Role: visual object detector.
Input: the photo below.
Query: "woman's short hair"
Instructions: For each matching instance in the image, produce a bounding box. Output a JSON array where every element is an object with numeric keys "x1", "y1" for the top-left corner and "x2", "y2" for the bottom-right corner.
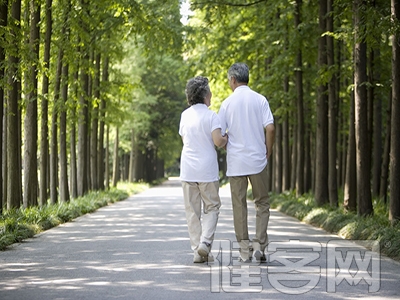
[
  {"x1": 228, "y1": 63, "x2": 249, "y2": 84},
  {"x1": 185, "y1": 76, "x2": 210, "y2": 106}
]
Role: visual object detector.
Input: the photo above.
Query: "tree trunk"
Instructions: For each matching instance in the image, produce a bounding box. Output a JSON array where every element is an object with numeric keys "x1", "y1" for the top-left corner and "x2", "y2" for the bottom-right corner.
[
  {"x1": 77, "y1": 60, "x2": 89, "y2": 196},
  {"x1": 91, "y1": 53, "x2": 100, "y2": 190},
  {"x1": 23, "y1": 0, "x2": 40, "y2": 208},
  {"x1": 295, "y1": 0, "x2": 305, "y2": 196},
  {"x1": 304, "y1": 121, "x2": 312, "y2": 192},
  {"x1": 0, "y1": 0, "x2": 7, "y2": 212},
  {"x1": 70, "y1": 115, "x2": 78, "y2": 199},
  {"x1": 282, "y1": 112, "x2": 290, "y2": 191},
  {"x1": 50, "y1": 41, "x2": 64, "y2": 204},
  {"x1": 290, "y1": 124, "x2": 297, "y2": 190},
  {"x1": 380, "y1": 100, "x2": 391, "y2": 202},
  {"x1": 344, "y1": 91, "x2": 357, "y2": 211},
  {"x1": 59, "y1": 63, "x2": 70, "y2": 202},
  {"x1": 134, "y1": 147, "x2": 145, "y2": 182},
  {"x1": 7, "y1": 0, "x2": 23, "y2": 210},
  {"x1": 105, "y1": 125, "x2": 110, "y2": 189},
  {"x1": 129, "y1": 129, "x2": 135, "y2": 182},
  {"x1": 315, "y1": 0, "x2": 329, "y2": 206},
  {"x1": 112, "y1": 127, "x2": 119, "y2": 187},
  {"x1": 98, "y1": 56, "x2": 109, "y2": 190},
  {"x1": 354, "y1": 0, "x2": 373, "y2": 216},
  {"x1": 77, "y1": 0, "x2": 90, "y2": 196},
  {"x1": 389, "y1": 0, "x2": 400, "y2": 224},
  {"x1": 274, "y1": 120, "x2": 282, "y2": 193},
  {"x1": 327, "y1": 0, "x2": 338, "y2": 207},
  {"x1": 40, "y1": 0, "x2": 52, "y2": 206},
  {"x1": 372, "y1": 49, "x2": 382, "y2": 197}
]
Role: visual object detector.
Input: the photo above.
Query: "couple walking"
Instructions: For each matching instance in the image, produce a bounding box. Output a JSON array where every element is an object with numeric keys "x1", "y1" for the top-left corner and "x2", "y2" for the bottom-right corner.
[{"x1": 179, "y1": 63, "x2": 276, "y2": 263}]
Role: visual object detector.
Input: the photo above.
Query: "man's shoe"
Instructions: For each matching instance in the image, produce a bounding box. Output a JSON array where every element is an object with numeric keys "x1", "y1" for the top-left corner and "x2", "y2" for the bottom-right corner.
[
  {"x1": 252, "y1": 250, "x2": 267, "y2": 263},
  {"x1": 197, "y1": 242, "x2": 211, "y2": 257}
]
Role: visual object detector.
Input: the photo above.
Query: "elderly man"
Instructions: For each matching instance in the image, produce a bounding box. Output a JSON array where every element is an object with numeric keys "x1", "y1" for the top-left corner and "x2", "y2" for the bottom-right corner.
[{"x1": 218, "y1": 63, "x2": 275, "y2": 263}]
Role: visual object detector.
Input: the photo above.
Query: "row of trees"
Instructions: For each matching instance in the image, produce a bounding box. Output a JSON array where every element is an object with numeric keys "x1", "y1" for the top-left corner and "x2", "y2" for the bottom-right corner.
[
  {"x1": 2, "y1": 0, "x2": 399, "y2": 225},
  {"x1": 0, "y1": 0, "x2": 186, "y2": 213},
  {"x1": 186, "y1": 0, "x2": 399, "y2": 222}
]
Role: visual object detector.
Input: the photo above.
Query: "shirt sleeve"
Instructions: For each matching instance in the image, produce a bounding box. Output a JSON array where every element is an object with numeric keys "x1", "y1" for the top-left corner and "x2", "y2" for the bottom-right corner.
[
  {"x1": 218, "y1": 104, "x2": 227, "y2": 135},
  {"x1": 178, "y1": 114, "x2": 184, "y2": 137},
  {"x1": 210, "y1": 111, "x2": 222, "y2": 133},
  {"x1": 262, "y1": 98, "x2": 274, "y2": 127}
]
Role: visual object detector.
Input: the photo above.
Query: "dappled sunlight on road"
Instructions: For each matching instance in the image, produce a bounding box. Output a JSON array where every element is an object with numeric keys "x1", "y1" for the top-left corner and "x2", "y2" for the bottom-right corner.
[{"x1": 1, "y1": 179, "x2": 400, "y2": 299}]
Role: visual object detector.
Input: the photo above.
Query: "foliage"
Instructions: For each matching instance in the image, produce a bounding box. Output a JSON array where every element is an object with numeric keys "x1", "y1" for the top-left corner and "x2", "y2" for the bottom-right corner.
[
  {"x1": 265, "y1": 191, "x2": 400, "y2": 261},
  {"x1": 0, "y1": 182, "x2": 148, "y2": 251}
]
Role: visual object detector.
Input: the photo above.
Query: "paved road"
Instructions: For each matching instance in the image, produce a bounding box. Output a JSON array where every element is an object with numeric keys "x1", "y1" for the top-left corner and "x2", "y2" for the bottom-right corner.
[{"x1": 1, "y1": 178, "x2": 399, "y2": 300}]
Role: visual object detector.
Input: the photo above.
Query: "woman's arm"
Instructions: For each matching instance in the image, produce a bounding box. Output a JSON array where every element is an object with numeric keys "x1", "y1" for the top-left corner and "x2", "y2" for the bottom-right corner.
[{"x1": 212, "y1": 128, "x2": 228, "y2": 148}]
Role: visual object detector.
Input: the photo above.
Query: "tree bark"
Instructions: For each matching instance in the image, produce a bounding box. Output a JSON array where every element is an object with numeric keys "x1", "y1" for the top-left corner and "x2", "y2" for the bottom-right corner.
[
  {"x1": 7, "y1": 0, "x2": 23, "y2": 210},
  {"x1": 371, "y1": 49, "x2": 382, "y2": 197},
  {"x1": 105, "y1": 125, "x2": 110, "y2": 189},
  {"x1": 23, "y1": 0, "x2": 40, "y2": 208},
  {"x1": 354, "y1": 0, "x2": 373, "y2": 216},
  {"x1": 129, "y1": 129, "x2": 135, "y2": 182},
  {"x1": 77, "y1": 59, "x2": 90, "y2": 196},
  {"x1": 59, "y1": 63, "x2": 70, "y2": 202},
  {"x1": 0, "y1": 0, "x2": 8, "y2": 212},
  {"x1": 50, "y1": 40, "x2": 65, "y2": 204},
  {"x1": 274, "y1": 120, "x2": 282, "y2": 193},
  {"x1": 290, "y1": 123, "x2": 297, "y2": 191},
  {"x1": 295, "y1": 0, "x2": 305, "y2": 196},
  {"x1": 327, "y1": 0, "x2": 338, "y2": 207},
  {"x1": 70, "y1": 108, "x2": 78, "y2": 199},
  {"x1": 112, "y1": 127, "x2": 119, "y2": 187},
  {"x1": 315, "y1": 0, "x2": 329, "y2": 206},
  {"x1": 98, "y1": 56, "x2": 109, "y2": 190},
  {"x1": 380, "y1": 101, "x2": 391, "y2": 202},
  {"x1": 344, "y1": 91, "x2": 357, "y2": 211},
  {"x1": 40, "y1": 0, "x2": 52, "y2": 206},
  {"x1": 389, "y1": 0, "x2": 400, "y2": 224},
  {"x1": 91, "y1": 53, "x2": 100, "y2": 190}
]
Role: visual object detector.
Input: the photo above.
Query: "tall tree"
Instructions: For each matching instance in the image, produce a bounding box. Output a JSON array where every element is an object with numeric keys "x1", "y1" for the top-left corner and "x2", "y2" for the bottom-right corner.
[
  {"x1": 39, "y1": 0, "x2": 52, "y2": 206},
  {"x1": 7, "y1": 0, "x2": 23, "y2": 209},
  {"x1": 295, "y1": 0, "x2": 305, "y2": 196},
  {"x1": 59, "y1": 62, "x2": 70, "y2": 202},
  {"x1": 390, "y1": 0, "x2": 400, "y2": 223},
  {"x1": 112, "y1": 127, "x2": 119, "y2": 187},
  {"x1": 90, "y1": 53, "x2": 100, "y2": 190},
  {"x1": 23, "y1": 0, "x2": 41, "y2": 208},
  {"x1": 98, "y1": 55, "x2": 109, "y2": 190},
  {"x1": 57, "y1": 0, "x2": 71, "y2": 202},
  {"x1": 327, "y1": 0, "x2": 338, "y2": 207},
  {"x1": 77, "y1": 0, "x2": 90, "y2": 196},
  {"x1": 315, "y1": 0, "x2": 329, "y2": 206},
  {"x1": 354, "y1": 0, "x2": 373, "y2": 216},
  {"x1": 344, "y1": 91, "x2": 357, "y2": 211},
  {"x1": 0, "y1": 0, "x2": 8, "y2": 212}
]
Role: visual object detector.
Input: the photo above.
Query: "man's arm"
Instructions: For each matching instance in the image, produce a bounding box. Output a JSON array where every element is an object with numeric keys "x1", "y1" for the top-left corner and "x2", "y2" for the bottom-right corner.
[{"x1": 265, "y1": 124, "x2": 275, "y2": 160}]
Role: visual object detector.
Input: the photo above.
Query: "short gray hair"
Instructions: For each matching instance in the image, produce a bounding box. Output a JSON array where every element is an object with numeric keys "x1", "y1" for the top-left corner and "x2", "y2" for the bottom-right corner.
[
  {"x1": 228, "y1": 63, "x2": 249, "y2": 84},
  {"x1": 185, "y1": 76, "x2": 210, "y2": 106}
]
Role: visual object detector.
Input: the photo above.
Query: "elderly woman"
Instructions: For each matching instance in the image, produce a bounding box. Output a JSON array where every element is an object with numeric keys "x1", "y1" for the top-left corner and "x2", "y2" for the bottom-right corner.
[{"x1": 179, "y1": 76, "x2": 227, "y2": 263}]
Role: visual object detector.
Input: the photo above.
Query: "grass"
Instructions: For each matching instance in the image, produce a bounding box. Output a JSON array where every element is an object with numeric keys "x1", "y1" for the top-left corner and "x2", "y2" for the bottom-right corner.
[
  {"x1": 260, "y1": 190, "x2": 400, "y2": 261},
  {"x1": 0, "y1": 181, "x2": 149, "y2": 251}
]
